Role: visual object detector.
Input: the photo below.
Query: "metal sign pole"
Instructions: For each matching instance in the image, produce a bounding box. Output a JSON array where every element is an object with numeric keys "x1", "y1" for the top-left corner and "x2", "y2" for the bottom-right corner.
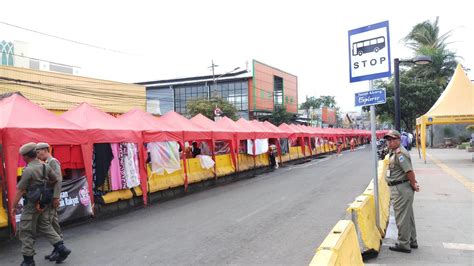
[{"x1": 369, "y1": 80, "x2": 381, "y2": 230}]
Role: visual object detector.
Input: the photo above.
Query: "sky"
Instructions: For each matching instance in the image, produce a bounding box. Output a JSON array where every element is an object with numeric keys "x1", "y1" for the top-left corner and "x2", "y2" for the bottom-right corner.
[{"x1": 1, "y1": 0, "x2": 473, "y2": 112}]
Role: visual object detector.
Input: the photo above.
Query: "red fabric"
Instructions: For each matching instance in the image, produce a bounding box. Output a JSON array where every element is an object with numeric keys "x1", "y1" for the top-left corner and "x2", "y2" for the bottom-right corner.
[
  {"x1": 0, "y1": 95, "x2": 88, "y2": 232},
  {"x1": 52, "y1": 145, "x2": 85, "y2": 169},
  {"x1": 17, "y1": 155, "x2": 26, "y2": 167},
  {"x1": 236, "y1": 118, "x2": 274, "y2": 139},
  {"x1": 61, "y1": 103, "x2": 148, "y2": 205}
]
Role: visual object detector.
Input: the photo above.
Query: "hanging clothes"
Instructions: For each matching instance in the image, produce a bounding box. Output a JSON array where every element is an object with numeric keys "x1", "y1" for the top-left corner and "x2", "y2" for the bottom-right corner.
[
  {"x1": 52, "y1": 145, "x2": 85, "y2": 169},
  {"x1": 123, "y1": 143, "x2": 140, "y2": 188},
  {"x1": 119, "y1": 144, "x2": 127, "y2": 189},
  {"x1": 93, "y1": 143, "x2": 114, "y2": 187},
  {"x1": 148, "y1": 142, "x2": 181, "y2": 174},
  {"x1": 196, "y1": 155, "x2": 215, "y2": 169},
  {"x1": 109, "y1": 143, "x2": 122, "y2": 191}
]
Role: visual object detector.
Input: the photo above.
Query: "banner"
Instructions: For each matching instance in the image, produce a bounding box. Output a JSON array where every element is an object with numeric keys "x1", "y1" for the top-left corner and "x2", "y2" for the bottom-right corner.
[{"x1": 57, "y1": 176, "x2": 92, "y2": 223}]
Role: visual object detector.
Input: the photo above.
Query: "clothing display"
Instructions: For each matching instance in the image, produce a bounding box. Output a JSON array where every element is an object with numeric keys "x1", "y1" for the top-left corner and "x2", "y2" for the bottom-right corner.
[
  {"x1": 52, "y1": 145, "x2": 85, "y2": 169},
  {"x1": 93, "y1": 143, "x2": 113, "y2": 187},
  {"x1": 214, "y1": 141, "x2": 230, "y2": 155},
  {"x1": 279, "y1": 138, "x2": 289, "y2": 154},
  {"x1": 122, "y1": 143, "x2": 140, "y2": 188},
  {"x1": 197, "y1": 155, "x2": 215, "y2": 169},
  {"x1": 148, "y1": 141, "x2": 181, "y2": 175},
  {"x1": 109, "y1": 143, "x2": 122, "y2": 191},
  {"x1": 247, "y1": 139, "x2": 269, "y2": 155}
]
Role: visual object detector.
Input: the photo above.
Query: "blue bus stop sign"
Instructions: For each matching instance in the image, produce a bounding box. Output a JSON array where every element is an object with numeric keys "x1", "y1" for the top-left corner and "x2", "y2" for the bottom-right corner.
[
  {"x1": 349, "y1": 21, "x2": 391, "y2": 83},
  {"x1": 355, "y1": 89, "x2": 386, "y2": 107}
]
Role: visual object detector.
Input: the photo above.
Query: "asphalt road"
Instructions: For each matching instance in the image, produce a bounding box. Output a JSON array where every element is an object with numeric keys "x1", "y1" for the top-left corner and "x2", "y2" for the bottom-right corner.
[{"x1": 0, "y1": 146, "x2": 373, "y2": 265}]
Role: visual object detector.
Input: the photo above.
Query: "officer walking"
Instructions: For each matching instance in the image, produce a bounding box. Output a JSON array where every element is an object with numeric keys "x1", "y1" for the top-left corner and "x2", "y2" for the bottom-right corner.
[
  {"x1": 36, "y1": 142, "x2": 64, "y2": 262},
  {"x1": 384, "y1": 130, "x2": 420, "y2": 253},
  {"x1": 10, "y1": 143, "x2": 71, "y2": 266}
]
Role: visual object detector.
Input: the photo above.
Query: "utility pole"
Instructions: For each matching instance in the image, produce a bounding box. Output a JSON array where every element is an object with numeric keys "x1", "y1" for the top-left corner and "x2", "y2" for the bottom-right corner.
[{"x1": 208, "y1": 60, "x2": 218, "y2": 98}]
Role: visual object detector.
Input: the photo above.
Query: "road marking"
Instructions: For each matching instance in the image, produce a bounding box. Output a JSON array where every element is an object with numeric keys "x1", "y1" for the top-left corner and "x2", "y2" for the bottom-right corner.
[
  {"x1": 443, "y1": 242, "x2": 474, "y2": 251},
  {"x1": 427, "y1": 153, "x2": 474, "y2": 192},
  {"x1": 236, "y1": 196, "x2": 286, "y2": 222}
]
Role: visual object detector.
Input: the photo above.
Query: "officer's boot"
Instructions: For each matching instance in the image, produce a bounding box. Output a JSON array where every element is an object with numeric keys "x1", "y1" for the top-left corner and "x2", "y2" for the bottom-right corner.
[
  {"x1": 45, "y1": 247, "x2": 58, "y2": 261},
  {"x1": 20, "y1": 255, "x2": 35, "y2": 266},
  {"x1": 54, "y1": 241, "x2": 71, "y2": 264}
]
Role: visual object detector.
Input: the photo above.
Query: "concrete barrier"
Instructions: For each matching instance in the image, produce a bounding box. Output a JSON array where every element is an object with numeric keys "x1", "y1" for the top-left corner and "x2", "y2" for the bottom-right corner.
[
  {"x1": 215, "y1": 154, "x2": 235, "y2": 177},
  {"x1": 309, "y1": 220, "x2": 364, "y2": 266},
  {"x1": 347, "y1": 195, "x2": 382, "y2": 255},
  {"x1": 186, "y1": 157, "x2": 214, "y2": 184},
  {"x1": 238, "y1": 154, "x2": 255, "y2": 171},
  {"x1": 255, "y1": 153, "x2": 269, "y2": 167},
  {"x1": 290, "y1": 146, "x2": 301, "y2": 159},
  {"x1": 0, "y1": 185, "x2": 7, "y2": 228},
  {"x1": 102, "y1": 189, "x2": 134, "y2": 204}
]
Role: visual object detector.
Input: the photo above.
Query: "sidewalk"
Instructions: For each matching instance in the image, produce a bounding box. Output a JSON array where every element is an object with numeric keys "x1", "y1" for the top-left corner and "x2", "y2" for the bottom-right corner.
[{"x1": 367, "y1": 148, "x2": 473, "y2": 265}]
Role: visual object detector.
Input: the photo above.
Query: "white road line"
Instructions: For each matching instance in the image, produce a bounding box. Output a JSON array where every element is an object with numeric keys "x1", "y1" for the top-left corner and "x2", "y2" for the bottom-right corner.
[
  {"x1": 443, "y1": 242, "x2": 474, "y2": 251},
  {"x1": 236, "y1": 196, "x2": 286, "y2": 223}
]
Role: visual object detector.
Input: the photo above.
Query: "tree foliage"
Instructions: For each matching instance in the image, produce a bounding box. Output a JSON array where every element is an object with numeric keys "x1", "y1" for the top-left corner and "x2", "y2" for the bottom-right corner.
[
  {"x1": 263, "y1": 107, "x2": 294, "y2": 126},
  {"x1": 187, "y1": 97, "x2": 239, "y2": 121},
  {"x1": 365, "y1": 17, "x2": 458, "y2": 132}
]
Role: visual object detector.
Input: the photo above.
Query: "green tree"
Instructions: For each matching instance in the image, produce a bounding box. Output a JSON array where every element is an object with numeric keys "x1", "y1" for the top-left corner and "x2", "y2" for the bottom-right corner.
[
  {"x1": 187, "y1": 97, "x2": 239, "y2": 120},
  {"x1": 264, "y1": 107, "x2": 294, "y2": 126},
  {"x1": 366, "y1": 17, "x2": 458, "y2": 132}
]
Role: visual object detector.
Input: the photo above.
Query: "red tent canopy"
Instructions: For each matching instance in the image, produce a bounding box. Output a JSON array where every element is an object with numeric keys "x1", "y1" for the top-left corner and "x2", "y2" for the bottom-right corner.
[
  {"x1": 236, "y1": 118, "x2": 274, "y2": 139},
  {"x1": 0, "y1": 95, "x2": 88, "y2": 231},
  {"x1": 215, "y1": 117, "x2": 254, "y2": 140},
  {"x1": 278, "y1": 123, "x2": 302, "y2": 138},
  {"x1": 190, "y1": 114, "x2": 234, "y2": 140},
  {"x1": 61, "y1": 103, "x2": 150, "y2": 205},
  {"x1": 118, "y1": 108, "x2": 161, "y2": 131},
  {"x1": 263, "y1": 121, "x2": 289, "y2": 138},
  {"x1": 144, "y1": 111, "x2": 211, "y2": 142},
  {"x1": 61, "y1": 103, "x2": 142, "y2": 143}
]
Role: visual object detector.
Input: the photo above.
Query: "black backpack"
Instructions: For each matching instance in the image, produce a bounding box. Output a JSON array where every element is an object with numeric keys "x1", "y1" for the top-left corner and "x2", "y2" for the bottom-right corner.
[{"x1": 26, "y1": 165, "x2": 54, "y2": 208}]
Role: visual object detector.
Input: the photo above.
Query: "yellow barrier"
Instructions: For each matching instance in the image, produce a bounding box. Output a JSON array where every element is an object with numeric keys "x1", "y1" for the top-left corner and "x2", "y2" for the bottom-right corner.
[
  {"x1": 304, "y1": 145, "x2": 311, "y2": 157},
  {"x1": 347, "y1": 195, "x2": 382, "y2": 254},
  {"x1": 102, "y1": 189, "x2": 133, "y2": 204},
  {"x1": 238, "y1": 154, "x2": 255, "y2": 171},
  {"x1": 0, "y1": 184, "x2": 7, "y2": 228},
  {"x1": 186, "y1": 157, "x2": 214, "y2": 184},
  {"x1": 148, "y1": 161, "x2": 185, "y2": 193},
  {"x1": 280, "y1": 153, "x2": 291, "y2": 162},
  {"x1": 255, "y1": 153, "x2": 269, "y2": 167},
  {"x1": 290, "y1": 146, "x2": 300, "y2": 159},
  {"x1": 215, "y1": 154, "x2": 235, "y2": 177},
  {"x1": 309, "y1": 220, "x2": 364, "y2": 266}
]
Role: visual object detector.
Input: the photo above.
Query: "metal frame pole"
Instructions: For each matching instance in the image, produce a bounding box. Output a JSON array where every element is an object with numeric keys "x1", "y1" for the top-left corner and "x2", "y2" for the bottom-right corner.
[
  {"x1": 370, "y1": 80, "x2": 381, "y2": 230},
  {"x1": 394, "y1": 58, "x2": 401, "y2": 131}
]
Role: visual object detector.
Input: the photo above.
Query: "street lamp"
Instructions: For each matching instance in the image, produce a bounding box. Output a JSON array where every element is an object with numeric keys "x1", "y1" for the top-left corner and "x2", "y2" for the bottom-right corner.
[
  {"x1": 212, "y1": 67, "x2": 240, "y2": 97},
  {"x1": 393, "y1": 55, "x2": 433, "y2": 131}
]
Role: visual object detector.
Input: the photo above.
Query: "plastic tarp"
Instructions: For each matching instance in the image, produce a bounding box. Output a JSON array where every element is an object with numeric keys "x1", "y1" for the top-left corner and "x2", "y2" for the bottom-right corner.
[
  {"x1": 197, "y1": 155, "x2": 215, "y2": 169},
  {"x1": 61, "y1": 103, "x2": 148, "y2": 205},
  {"x1": 416, "y1": 64, "x2": 474, "y2": 162},
  {"x1": 247, "y1": 139, "x2": 269, "y2": 155},
  {"x1": 0, "y1": 95, "x2": 87, "y2": 231},
  {"x1": 147, "y1": 142, "x2": 181, "y2": 174}
]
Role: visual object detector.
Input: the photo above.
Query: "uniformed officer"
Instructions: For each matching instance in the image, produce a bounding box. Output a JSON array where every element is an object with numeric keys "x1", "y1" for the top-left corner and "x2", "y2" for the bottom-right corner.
[
  {"x1": 10, "y1": 143, "x2": 71, "y2": 266},
  {"x1": 36, "y1": 142, "x2": 63, "y2": 262},
  {"x1": 384, "y1": 130, "x2": 420, "y2": 253}
]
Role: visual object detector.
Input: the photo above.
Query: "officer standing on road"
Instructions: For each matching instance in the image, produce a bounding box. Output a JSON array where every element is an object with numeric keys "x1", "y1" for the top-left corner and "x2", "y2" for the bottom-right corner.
[
  {"x1": 10, "y1": 143, "x2": 71, "y2": 265},
  {"x1": 384, "y1": 130, "x2": 420, "y2": 253},
  {"x1": 36, "y1": 142, "x2": 64, "y2": 262}
]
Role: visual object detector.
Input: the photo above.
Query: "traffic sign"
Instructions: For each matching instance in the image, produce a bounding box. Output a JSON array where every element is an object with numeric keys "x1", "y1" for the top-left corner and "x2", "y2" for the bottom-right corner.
[
  {"x1": 348, "y1": 21, "x2": 391, "y2": 83},
  {"x1": 355, "y1": 89, "x2": 386, "y2": 107}
]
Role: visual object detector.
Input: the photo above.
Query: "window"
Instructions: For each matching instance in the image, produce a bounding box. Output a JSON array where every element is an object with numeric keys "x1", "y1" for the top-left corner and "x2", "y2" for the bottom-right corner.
[{"x1": 274, "y1": 76, "x2": 283, "y2": 110}]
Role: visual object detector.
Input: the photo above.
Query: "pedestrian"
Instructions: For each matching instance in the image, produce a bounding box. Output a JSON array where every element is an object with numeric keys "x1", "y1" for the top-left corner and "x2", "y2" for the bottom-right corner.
[
  {"x1": 336, "y1": 139, "x2": 343, "y2": 156},
  {"x1": 268, "y1": 144, "x2": 278, "y2": 169},
  {"x1": 407, "y1": 132, "x2": 414, "y2": 151},
  {"x1": 36, "y1": 142, "x2": 64, "y2": 262},
  {"x1": 384, "y1": 130, "x2": 420, "y2": 253},
  {"x1": 401, "y1": 132, "x2": 410, "y2": 150},
  {"x1": 350, "y1": 137, "x2": 356, "y2": 152},
  {"x1": 11, "y1": 143, "x2": 71, "y2": 266}
]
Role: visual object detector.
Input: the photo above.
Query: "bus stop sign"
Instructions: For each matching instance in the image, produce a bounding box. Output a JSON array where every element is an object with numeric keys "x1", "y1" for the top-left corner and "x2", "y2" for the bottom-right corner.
[{"x1": 348, "y1": 21, "x2": 391, "y2": 83}]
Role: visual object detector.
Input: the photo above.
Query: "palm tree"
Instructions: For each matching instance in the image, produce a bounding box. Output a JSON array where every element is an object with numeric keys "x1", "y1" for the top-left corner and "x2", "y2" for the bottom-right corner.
[{"x1": 403, "y1": 17, "x2": 457, "y2": 87}]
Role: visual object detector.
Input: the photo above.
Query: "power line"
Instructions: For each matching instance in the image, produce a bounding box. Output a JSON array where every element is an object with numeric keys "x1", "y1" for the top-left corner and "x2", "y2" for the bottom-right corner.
[{"x1": 0, "y1": 21, "x2": 138, "y2": 56}]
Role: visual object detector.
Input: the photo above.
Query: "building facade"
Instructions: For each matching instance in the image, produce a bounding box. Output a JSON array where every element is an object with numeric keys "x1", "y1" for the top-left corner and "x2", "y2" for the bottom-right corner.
[{"x1": 138, "y1": 59, "x2": 298, "y2": 119}]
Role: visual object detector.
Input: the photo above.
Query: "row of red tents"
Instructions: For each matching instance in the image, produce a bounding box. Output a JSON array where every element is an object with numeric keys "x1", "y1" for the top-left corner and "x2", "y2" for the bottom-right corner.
[{"x1": 0, "y1": 95, "x2": 388, "y2": 230}]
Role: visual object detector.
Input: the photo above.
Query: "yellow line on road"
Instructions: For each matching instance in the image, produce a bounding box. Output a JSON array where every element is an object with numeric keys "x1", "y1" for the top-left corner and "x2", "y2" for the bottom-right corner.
[{"x1": 427, "y1": 153, "x2": 474, "y2": 193}]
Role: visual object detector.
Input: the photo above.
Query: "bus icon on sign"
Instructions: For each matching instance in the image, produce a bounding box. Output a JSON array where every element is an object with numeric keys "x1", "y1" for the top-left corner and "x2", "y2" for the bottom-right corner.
[{"x1": 352, "y1": 36, "x2": 385, "y2": 56}]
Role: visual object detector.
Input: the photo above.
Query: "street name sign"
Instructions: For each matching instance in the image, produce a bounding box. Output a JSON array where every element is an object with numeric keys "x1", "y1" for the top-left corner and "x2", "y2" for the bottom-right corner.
[
  {"x1": 355, "y1": 89, "x2": 386, "y2": 107},
  {"x1": 348, "y1": 21, "x2": 391, "y2": 82}
]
